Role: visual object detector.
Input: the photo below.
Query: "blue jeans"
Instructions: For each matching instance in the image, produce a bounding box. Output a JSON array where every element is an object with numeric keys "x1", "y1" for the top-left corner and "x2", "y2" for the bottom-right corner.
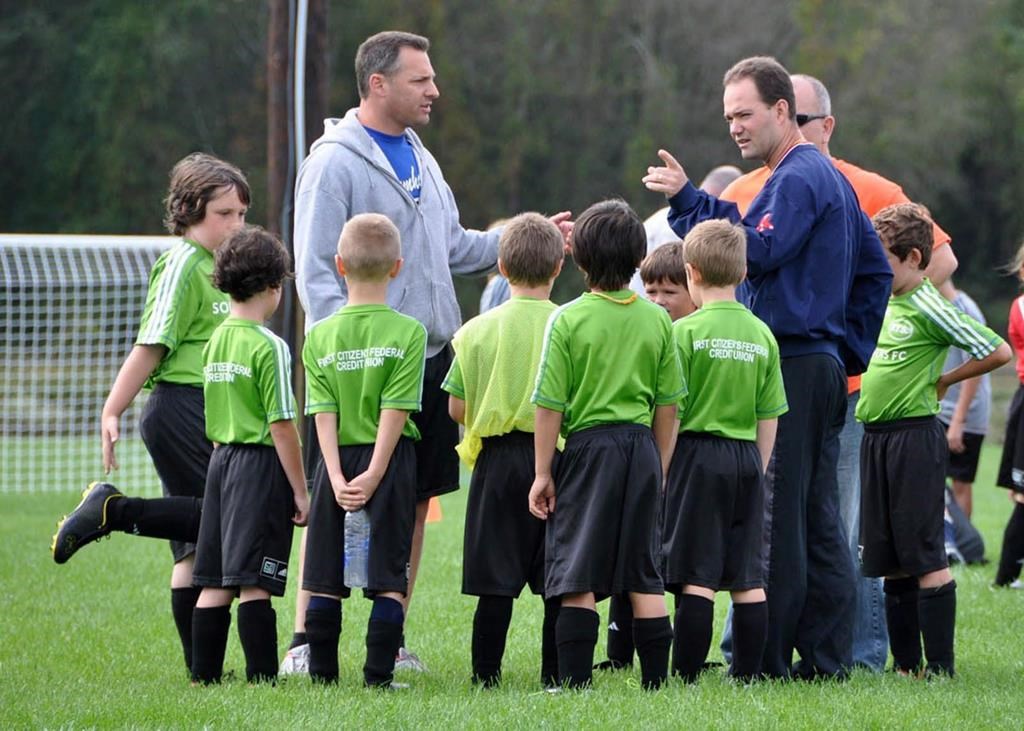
[
  {"x1": 837, "y1": 392, "x2": 888, "y2": 670},
  {"x1": 722, "y1": 392, "x2": 886, "y2": 671}
]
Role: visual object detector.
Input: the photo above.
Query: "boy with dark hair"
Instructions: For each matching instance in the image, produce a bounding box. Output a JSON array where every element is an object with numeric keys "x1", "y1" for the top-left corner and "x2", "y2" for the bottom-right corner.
[
  {"x1": 442, "y1": 212, "x2": 565, "y2": 688},
  {"x1": 190, "y1": 226, "x2": 310, "y2": 685},
  {"x1": 599, "y1": 240, "x2": 696, "y2": 672},
  {"x1": 529, "y1": 199, "x2": 685, "y2": 690},
  {"x1": 300, "y1": 213, "x2": 427, "y2": 688},
  {"x1": 858, "y1": 203, "x2": 1010, "y2": 677},
  {"x1": 662, "y1": 220, "x2": 787, "y2": 682},
  {"x1": 52, "y1": 153, "x2": 250, "y2": 670}
]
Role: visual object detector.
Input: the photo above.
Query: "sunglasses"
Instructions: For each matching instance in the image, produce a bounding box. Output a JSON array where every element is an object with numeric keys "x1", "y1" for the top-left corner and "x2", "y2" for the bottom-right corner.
[{"x1": 796, "y1": 113, "x2": 828, "y2": 126}]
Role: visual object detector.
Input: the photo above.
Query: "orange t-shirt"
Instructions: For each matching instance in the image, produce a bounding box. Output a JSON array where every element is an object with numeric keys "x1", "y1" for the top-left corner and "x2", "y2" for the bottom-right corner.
[{"x1": 719, "y1": 158, "x2": 953, "y2": 394}]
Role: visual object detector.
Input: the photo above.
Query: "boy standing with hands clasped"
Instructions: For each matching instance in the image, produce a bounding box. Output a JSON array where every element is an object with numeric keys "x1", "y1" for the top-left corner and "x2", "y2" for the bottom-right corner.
[
  {"x1": 529, "y1": 199, "x2": 685, "y2": 691},
  {"x1": 857, "y1": 203, "x2": 1010, "y2": 677},
  {"x1": 661, "y1": 220, "x2": 787, "y2": 682},
  {"x1": 190, "y1": 227, "x2": 310, "y2": 685},
  {"x1": 301, "y1": 213, "x2": 427, "y2": 688},
  {"x1": 442, "y1": 213, "x2": 565, "y2": 688}
]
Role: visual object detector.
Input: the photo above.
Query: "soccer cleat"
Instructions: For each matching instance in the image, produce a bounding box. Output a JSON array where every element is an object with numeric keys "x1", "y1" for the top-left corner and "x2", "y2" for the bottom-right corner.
[
  {"x1": 279, "y1": 643, "x2": 310, "y2": 675},
  {"x1": 51, "y1": 482, "x2": 123, "y2": 564},
  {"x1": 394, "y1": 647, "x2": 427, "y2": 673}
]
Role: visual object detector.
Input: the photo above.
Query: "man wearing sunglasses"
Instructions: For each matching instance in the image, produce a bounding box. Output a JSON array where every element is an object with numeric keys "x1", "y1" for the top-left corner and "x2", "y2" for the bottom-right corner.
[{"x1": 714, "y1": 73, "x2": 957, "y2": 675}]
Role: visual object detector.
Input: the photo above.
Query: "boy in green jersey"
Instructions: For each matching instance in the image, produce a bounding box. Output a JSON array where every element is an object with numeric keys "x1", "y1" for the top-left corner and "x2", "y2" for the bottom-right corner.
[
  {"x1": 301, "y1": 213, "x2": 428, "y2": 688},
  {"x1": 190, "y1": 227, "x2": 310, "y2": 684},
  {"x1": 441, "y1": 213, "x2": 565, "y2": 688},
  {"x1": 661, "y1": 220, "x2": 787, "y2": 682},
  {"x1": 529, "y1": 199, "x2": 685, "y2": 690},
  {"x1": 598, "y1": 240, "x2": 698, "y2": 672},
  {"x1": 51, "y1": 153, "x2": 250, "y2": 671},
  {"x1": 857, "y1": 203, "x2": 1010, "y2": 676}
]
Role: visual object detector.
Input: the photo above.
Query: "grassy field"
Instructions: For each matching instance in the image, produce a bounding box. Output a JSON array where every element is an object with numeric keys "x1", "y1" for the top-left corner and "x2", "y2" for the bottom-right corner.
[{"x1": 1, "y1": 446, "x2": 1022, "y2": 729}]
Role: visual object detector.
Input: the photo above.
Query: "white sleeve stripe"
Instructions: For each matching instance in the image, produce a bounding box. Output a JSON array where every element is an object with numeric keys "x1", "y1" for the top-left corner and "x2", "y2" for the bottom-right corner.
[
  {"x1": 140, "y1": 243, "x2": 194, "y2": 342},
  {"x1": 261, "y1": 327, "x2": 294, "y2": 416},
  {"x1": 532, "y1": 301, "x2": 572, "y2": 400},
  {"x1": 912, "y1": 287, "x2": 994, "y2": 357}
]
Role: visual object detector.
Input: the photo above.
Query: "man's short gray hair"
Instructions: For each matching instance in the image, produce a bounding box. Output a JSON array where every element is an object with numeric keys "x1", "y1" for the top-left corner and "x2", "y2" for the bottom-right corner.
[
  {"x1": 792, "y1": 73, "x2": 831, "y2": 115},
  {"x1": 355, "y1": 31, "x2": 430, "y2": 99}
]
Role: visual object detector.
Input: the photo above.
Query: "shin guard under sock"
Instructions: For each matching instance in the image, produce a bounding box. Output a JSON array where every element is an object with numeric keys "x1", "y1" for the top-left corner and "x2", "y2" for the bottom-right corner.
[
  {"x1": 191, "y1": 605, "x2": 231, "y2": 684},
  {"x1": 673, "y1": 594, "x2": 714, "y2": 682},
  {"x1": 605, "y1": 593, "x2": 635, "y2": 667},
  {"x1": 237, "y1": 599, "x2": 278, "y2": 683},
  {"x1": 364, "y1": 597, "x2": 405, "y2": 687},
  {"x1": 918, "y1": 580, "x2": 956, "y2": 677},
  {"x1": 171, "y1": 586, "x2": 202, "y2": 671},
  {"x1": 884, "y1": 577, "x2": 922, "y2": 673},
  {"x1": 995, "y1": 502, "x2": 1024, "y2": 586},
  {"x1": 471, "y1": 596, "x2": 514, "y2": 687},
  {"x1": 109, "y1": 497, "x2": 202, "y2": 542},
  {"x1": 541, "y1": 597, "x2": 560, "y2": 686},
  {"x1": 633, "y1": 616, "x2": 672, "y2": 690},
  {"x1": 305, "y1": 598, "x2": 342, "y2": 683},
  {"x1": 730, "y1": 601, "x2": 767, "y2": 681},
  {"x1": 556, "y1": 606, "x2": 599, "y2": 689}
]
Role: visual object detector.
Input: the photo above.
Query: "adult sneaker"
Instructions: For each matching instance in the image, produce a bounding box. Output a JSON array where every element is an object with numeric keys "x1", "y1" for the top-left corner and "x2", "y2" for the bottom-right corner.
[
  {"x1": 51, "y1": 482, "x2": 122, "y2": 564},
  {"x1": 394, "y1": 647, "x2": 427, "y2": 672},
  {"x1": 279, "y1": 643, "x2": 310, "y2": 675}
]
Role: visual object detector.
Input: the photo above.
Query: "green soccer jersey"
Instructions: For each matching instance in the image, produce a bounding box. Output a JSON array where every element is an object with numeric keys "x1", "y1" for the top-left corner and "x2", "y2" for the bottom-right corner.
[
  {"x1": 673, "y1": 301, "x2": 788, "y2": 440},
  {"x1": 137, "y1": 239, "x2": 229, "y2": 387},
  {"x1": 443, "y1": 296, "x2": 557, "y2": 466},
  {"x1": 202, "y1": 317, "x2": 297, "y2": 446},
  {"x1": 856, "y1": 278, "x2": 1004, "y2": 424},
  {"x1": 303, "y1": 304, "x2": 427, "y2": 446},
  {"x1": 532, "y1": 290, "x2": 686, "y2": 437}
]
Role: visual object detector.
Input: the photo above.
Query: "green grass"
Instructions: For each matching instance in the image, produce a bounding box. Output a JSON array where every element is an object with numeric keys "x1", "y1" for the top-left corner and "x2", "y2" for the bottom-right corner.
[{"x1": 2, "y1": 449, "x2": 1022, "y2": 729}]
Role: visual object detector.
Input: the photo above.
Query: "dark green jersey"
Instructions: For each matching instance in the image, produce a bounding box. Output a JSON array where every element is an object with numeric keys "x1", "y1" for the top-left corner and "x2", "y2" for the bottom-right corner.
[
  {"x1": 857, "y1": 278, "x2": 1004, "y2": 423},
  {"x1": 202, "y1": 317, "x2": 297, "y2": 445},
  {"x1": 673, "y1": 301, "x2": 787, "y2": 440},
  {"x1": 303, "y1": 304, "x2": 427, "y2": 446},
  {"x1": 532, "y1": 290, "x2": 686, "y2": 436},
  {"x1": 137, "y1": 239, "x2": 229, "y2": 387}
]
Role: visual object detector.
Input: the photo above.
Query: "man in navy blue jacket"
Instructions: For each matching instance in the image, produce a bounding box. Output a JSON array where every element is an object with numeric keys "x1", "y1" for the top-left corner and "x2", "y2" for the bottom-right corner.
[{"x1": 644, "y1": 56, "x2": 892, "y2": 680}]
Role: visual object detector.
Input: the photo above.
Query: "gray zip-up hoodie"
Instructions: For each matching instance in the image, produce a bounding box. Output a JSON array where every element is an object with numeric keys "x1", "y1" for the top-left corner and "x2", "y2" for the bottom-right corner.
[{"x1": 294, "y1": 109, "x2": 499, "y2": 356}]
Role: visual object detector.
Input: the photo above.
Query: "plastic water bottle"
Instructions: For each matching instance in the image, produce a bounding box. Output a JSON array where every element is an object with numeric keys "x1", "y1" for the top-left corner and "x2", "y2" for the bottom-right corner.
[{"x1": 344, "y1": 509, "x2": 370, "y2": 588}]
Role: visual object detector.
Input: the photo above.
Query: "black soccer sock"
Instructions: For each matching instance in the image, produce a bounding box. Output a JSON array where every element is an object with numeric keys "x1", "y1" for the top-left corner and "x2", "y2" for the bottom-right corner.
[
  {"x1": 108, "y1": 497, "x2": 202, "y2": 542},
  {"x1": 541, "y1": 597, "x2": 561, "y2": 686},
  {"x1": 995, "y1": 502, "x2": 1024, "y2": 585},
  {"x1": 171, "y1": 586, "x2": 202, "y2": 671},
  {"x1": 556, "y1": 606, "x2": 599, "y2": 689},
  {"x1": 305, "y1": 597, "x2": 342, "y2": 683},
  {"x1": 918, "y1": 580, "x2": 957, "y2": 677},
  {"x1": 364, "y1": 597, "x2": 405, "y2": 687},
  {"x1": 672, "y1": 594, "x2": 714, "y2": 682},
  {"x1": 883, "y1": 577, "x2": 922, "y2": 673},
  {"x1": 289, "y1": 632, "x2": 308, "y2": 649},
  {"x1": 633, "y1": 615, "x2": 673, "y2": 690},
  {"x1": 730, "y1": 601, "x2": 767, "y2": 681},
  {"x1": 191, "y1": 604, "x2": 231, "y2": 684},
  {"x1": 471, "y1": 596, "x2": 514, "y2": 687},
  {"x1": 600, "y1": 593, "x2": 635, "y2": 668},
  {"x1": 237, "y1": 599, "x2": 278, "y2": 683}
]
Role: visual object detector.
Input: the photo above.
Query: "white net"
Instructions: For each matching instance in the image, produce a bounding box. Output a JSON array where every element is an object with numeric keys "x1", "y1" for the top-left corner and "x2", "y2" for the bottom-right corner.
[{"x1": 1, "y1": 234, "x2": 177, "y2": 495}]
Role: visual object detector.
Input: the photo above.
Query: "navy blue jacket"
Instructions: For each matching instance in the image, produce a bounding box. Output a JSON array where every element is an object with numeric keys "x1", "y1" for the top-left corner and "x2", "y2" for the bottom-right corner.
[{"x1": 668, "y1": 144, "x2": 892, "y2": 375}]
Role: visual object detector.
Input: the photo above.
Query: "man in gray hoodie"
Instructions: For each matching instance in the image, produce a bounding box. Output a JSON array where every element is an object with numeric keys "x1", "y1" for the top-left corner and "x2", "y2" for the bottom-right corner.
[{"x1": 286, "y1": 30, "x2": 569, "y2": 674}]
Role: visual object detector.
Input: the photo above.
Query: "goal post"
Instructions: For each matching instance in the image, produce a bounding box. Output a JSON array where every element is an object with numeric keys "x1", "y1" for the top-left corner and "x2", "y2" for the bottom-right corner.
[{"x1": 1, "y1": 234, "x2": 177, "y2": 495}]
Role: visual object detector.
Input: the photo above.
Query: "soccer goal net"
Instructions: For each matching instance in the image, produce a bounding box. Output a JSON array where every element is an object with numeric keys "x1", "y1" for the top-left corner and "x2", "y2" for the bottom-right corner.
[{"x1": 1, "y1": 234, "x2": 177, "y2": 495}]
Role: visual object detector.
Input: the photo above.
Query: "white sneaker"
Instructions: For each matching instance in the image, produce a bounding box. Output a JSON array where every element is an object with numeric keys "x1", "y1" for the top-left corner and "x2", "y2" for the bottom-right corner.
[
  {"x1": 394, "y1": 647, "x2": 427, "y2": 672},
  {"x1": 1010, "y1": 579, "x2": 1024, "y2": 590},
  {"x1": 280, "y1": 643, "x2": 310, "y2": 675}
]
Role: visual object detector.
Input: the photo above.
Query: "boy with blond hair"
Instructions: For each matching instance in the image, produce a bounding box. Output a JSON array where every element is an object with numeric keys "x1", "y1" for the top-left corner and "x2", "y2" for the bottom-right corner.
[{"x1": 301, "y1": 213, "x2": 427, "y2": 688}]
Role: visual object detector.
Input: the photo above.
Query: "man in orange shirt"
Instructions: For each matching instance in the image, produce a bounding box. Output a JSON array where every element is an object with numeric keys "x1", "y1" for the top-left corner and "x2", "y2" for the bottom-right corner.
[{"x1": 718, "y1": 73, "x2": 957, "y2": 673}]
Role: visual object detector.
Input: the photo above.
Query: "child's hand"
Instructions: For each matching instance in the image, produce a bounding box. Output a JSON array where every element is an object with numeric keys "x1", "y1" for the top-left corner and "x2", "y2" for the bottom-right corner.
[
  {"x1": 946, "y1": 421, "x2": 966, "y2": 454},
  {"x1": 347, "y1": 471, "x2": 384, "y2": 506},
  {"x1": 935, "y1": 376, "x2": 951, "y2": 403},
  {"x1": 528, "y1": 475, "x2": 556, "y2": 519},
  {"x1": 329, "y1": 474, "x2": 349, "y2": 508},
  {"x1": 101, "y1": 415, "x2": 120, "y2": 473},
  {"x1": 292, "y1": 491, "x2": 310, "y2": 526}
]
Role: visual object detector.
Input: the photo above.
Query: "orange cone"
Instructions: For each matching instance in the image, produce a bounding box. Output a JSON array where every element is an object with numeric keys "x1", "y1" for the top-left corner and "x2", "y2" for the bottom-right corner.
[{"x1": 426, "y1": 496, "x2": 443, "y2": 523}]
